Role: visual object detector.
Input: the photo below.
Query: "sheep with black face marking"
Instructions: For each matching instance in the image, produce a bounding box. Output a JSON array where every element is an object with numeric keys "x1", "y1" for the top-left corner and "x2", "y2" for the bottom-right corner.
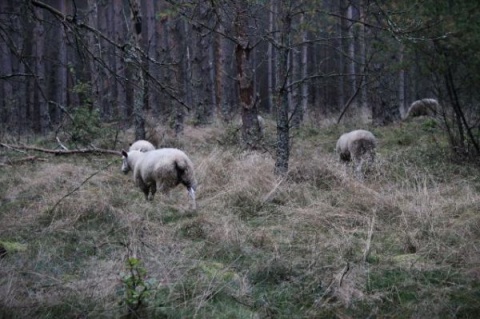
[
  {"x1": 129, "y1": 140, "x2": 155, "y2": 152},
  {"x1": 121, "y1": 148, "x2": 197, "y2": 210},
  {"x1": 403, "y1": 98, "x2": 439, "y2": 120},
  {"x1": 336, "y1": 129, "x2": 377, "y2": 179}
]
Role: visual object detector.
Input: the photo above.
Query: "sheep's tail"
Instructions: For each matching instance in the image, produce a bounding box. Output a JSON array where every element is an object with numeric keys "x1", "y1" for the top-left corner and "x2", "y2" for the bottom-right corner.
[{"x1": 174, "y1": 158, "x2": 197, "y2": 209}]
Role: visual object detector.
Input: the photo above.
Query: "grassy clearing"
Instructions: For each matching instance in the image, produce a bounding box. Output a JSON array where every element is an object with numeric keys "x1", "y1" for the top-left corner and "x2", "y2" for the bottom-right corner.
[{"x1": 1, "y1": 118, "x2": 480, "y2": 318}]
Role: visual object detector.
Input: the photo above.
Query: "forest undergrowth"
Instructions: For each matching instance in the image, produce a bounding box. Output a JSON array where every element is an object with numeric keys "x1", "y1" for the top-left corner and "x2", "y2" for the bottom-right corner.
[{"x1": 1, "y1": 117, "x2": 480, "y2": 318}]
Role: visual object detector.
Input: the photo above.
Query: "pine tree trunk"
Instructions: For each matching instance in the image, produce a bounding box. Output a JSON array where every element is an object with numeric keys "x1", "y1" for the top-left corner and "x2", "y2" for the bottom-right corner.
[
  {"x1": 0, "y1": 2, "x2": 13, "y2": 130},
  {"x1": 192, "y1": 3, "x2": 214, "y2": 125},
  {"x1": 129, "y1": 0, "x2": 145, "y2": 140},
  {"x1": 33, "y1": 6, "x2": 49, "y2": 133},
  {"x1": 275, "y1": 2, "x2": 292, "y2": 176},
  {"x1": 347, "y1": 3, "x2": 356, "y2": 103},
  {"x1": 235, "y1": 2, "x2": 261, "y2": 148},
  {"x1": 337, "y1": 0, "x2": 345, "y2": 110},
  {"x1": 143, "y1": 0, "x2": 156, "y2": 117},
  {"x1": 168, "y1": 18, "x2": 186, "y2": 136},
  {"x1": 113, "y1": 0, "x2": 127, "y2": 122},
  {"x1": 359, "y1": 0, "x2": 368, "y2": 110},
  {"x1": 300, "y1": 13, "x2": 309, "y2": 126},
  {"x1": 398, "y1": 43, "x2": 406, "y2": 118},
  {"x1": 87, "y1": 0, "x2": 101, "y2": 116},
  {"x1": 214, "y1": 23, "x2": 225, "y2": 120}
]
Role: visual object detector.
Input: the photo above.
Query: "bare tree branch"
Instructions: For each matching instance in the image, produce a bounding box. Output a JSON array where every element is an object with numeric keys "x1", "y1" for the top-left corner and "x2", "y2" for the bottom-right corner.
[{"x1": 0, "y1": 143, "x2": 121, "y2": 156}]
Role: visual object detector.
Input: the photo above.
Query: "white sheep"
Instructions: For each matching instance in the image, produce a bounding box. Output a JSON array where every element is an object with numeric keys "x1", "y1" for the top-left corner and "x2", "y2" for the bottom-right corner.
[
  {"x1": 129, "y1": 140, "x2": 155, "y2": 152},
  {"x1": 121, "y1": 148, "x2": 197, "y2": 209},
  {"x1": 403, "y1": 98, "x2": 439, "y2": 120},
  {"x1": 237, "y1": 115, "x2": 265, "y2": 137},
  {"x1": 336, "y1": 129, "x2": 377, "y2": 179},
  {"x1": 257, "y1": 115, "x2": 266, "y2": 137}
]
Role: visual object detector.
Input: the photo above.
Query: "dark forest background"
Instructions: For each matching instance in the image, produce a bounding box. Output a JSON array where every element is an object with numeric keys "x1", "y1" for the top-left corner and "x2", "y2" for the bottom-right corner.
[{"x1": 1, "y1": 0, "x2": 479, "y2": 166}]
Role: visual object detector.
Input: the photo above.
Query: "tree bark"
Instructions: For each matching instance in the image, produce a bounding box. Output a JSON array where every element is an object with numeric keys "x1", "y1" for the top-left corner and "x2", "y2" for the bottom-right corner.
[
  {"x1": 128, "y1": 0, "x2": 146, "y2": 140},
  {"x1": 275, "y1": 1, "x2": 292, "y2": 176},
  {"x1": 267, "y1": 0, "x2": 276, "y2": 115},
  {"x1": 86, "y1": 0, "x2": 101, "y2": 116},
  {"x1": 32, "y1": 5, "x2": 49, "y2": 133},
  {"x1": 359, "y1": 0, "x2": 368, "y2": 110},
  {"x1": 234, "y1": 2, "x2": 262, "y2": 148},
  {"x1": 347, "y1": 3, "x2": 357, "y2": 103},
  {"x1": 113, "y1": 0, "x2": 127, "y2": 122},
  {"x1": 168, "y1": 17, "x2": 187, "y2": 136},
  {"x1": 192, "y1": 3, "x2": 214, "y2": 125},
  {"x1": 0, "y1": 2, "x2": 13, "y2": 130}
]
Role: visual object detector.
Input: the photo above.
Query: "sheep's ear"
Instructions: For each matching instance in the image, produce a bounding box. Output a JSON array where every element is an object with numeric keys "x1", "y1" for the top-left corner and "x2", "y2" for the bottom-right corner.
[{"x1": 121, "y1": 149, "x2": 128, "y2": 157}]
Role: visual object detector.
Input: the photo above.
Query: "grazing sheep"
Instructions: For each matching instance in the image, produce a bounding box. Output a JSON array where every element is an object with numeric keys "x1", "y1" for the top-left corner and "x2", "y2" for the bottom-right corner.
[
  {"x1": 257, "y1": 115, "x2": 266, "y2": 137},
  {"x1": 404, "y1": 98, "x2": 439, "y2": 120},
  {"x1": 129, "y1": 140, "x2": 155, "y2": 152},
  {"x1": 237, "y1": 115, "x2": 265, "y2": 137},
  {"x1": 121, "y1": 148, "x2": 197, "y2": 209},
  {"x1": 336, "y1": 129, "x2": 377, "y2": 179}
]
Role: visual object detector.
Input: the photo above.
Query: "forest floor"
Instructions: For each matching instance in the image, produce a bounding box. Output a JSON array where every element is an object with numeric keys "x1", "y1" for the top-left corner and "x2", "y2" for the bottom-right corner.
[{"x1": 1, "y1": 116, "x2": 480, "y2": 318}]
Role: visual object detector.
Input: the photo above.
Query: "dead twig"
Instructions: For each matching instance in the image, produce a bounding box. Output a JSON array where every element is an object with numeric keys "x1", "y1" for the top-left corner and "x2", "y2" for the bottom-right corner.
[
  {"x1": 0, "y1": 143, "x2": 121, "y2": 156},
  {"x1": 47, "y1": 160, "x2": 117, "y2": 228}
]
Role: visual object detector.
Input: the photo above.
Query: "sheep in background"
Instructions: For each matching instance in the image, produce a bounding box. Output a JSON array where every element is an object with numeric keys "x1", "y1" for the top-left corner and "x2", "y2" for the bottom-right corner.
[
  {"x1": 129, "y1": 140, "x2": 155, "y2": 152},
  {"x1": 403, "y1": 98, "x2": 439, "y2": 120},
  {"x1": 121, "y1": 148, "x2": 197, "y2": 210},
  {"x1": 257, "y1": 115, "x2": 266, "y2": 137},
  {"x1": 236, "y1": 115, "x2": 266, "y2": 138},
  {"x1": 336, "y1": 129, "x2": 377, "y2": 179}
]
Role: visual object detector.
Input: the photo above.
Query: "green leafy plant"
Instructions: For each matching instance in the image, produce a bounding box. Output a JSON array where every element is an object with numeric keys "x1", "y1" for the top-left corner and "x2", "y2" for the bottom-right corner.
[
  {"x1": 119, "y1": 257, "x2": 155, "y2": 314},
  {"x1": 70, "y1": 106, "x2": 102, "y2": 146}
]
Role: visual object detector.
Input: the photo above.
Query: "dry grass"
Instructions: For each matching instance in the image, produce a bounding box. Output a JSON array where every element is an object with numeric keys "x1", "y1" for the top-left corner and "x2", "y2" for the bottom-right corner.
[{"x1": 1, "y1": 119, "x2": 480, "y2": 318}]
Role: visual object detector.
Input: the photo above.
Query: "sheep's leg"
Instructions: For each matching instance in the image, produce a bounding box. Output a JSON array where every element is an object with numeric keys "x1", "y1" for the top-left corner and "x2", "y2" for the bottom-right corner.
[
  {"x1": 149, "y1": 184, "x2": 157, "y2": 201},
  {"x1": 187, "y1": 187, "x2": 196, "y2": 210},
  {"x1": 136, "y1": 177, "x2": 150, "y2": 201}
]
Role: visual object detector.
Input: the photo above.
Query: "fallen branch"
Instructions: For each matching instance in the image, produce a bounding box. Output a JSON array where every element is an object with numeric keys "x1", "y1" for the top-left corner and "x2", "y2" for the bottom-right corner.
[{"x1": 0, "y1": 143, "x2": 121, "y2": 156}]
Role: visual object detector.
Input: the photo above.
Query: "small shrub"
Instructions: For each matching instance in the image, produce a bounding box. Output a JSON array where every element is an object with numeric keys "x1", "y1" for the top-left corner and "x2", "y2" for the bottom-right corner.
[{"x1": 119, "y1": 257, "x2": 156, "y2": 315}]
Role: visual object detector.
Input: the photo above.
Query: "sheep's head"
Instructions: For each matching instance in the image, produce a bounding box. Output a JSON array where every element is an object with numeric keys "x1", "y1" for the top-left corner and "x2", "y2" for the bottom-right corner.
[{"x1": 121, "y1": 150, "x2": 131, "y2": 174}]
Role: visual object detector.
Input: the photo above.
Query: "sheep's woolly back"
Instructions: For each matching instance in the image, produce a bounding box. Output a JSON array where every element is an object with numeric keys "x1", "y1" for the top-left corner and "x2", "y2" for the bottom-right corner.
[
  {"x1": 129, "y1": 140, "x2": 155, "y2": 152},
  {"x1": 137, "y1": 148, "x2": 196, "y2": 190},
  {"x1": 336, "y1": 129, "x2": 376, "y2": 163},
  {"x1": 404, "y1": 98, "x2": 439, "y2": 120},
  {"x1": 336, "y1": 129, "x2": 377, "y2": 180},
  {"x1": 122, "y1": 148, "x2": 197, "y2": 209}
]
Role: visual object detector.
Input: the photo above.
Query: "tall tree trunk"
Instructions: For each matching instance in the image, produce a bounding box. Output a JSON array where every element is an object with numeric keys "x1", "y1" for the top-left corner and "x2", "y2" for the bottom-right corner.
[
  {"x1": 33, "y1": 6, "x2": 49, "y2": 133},
  {"x1": 347, "y1": 3, "x2": 357, "y2": 104},
  {"x1": 291, "y1": 42, "x2": 301, "y2": 129},
  {"x1": 0, "y1": 2, "x2": 13, "y2": 130},
  {"x1": 53, "y1": 0, "x2": 68, "y2": 125},
  {"x1": 214, "y1": 21, "x2": 225, "y2": 120},
  {"x1": 143, "y1": 0, "x2": 156, "y2": 117},
  {"x1": 267, "y1": 0, "x2": 276, "y2": 115},
  {"x1": 300, "y1": 13, "x2": 309, "y2": 126},
  {"x1": 235, "y1": 1, "x2": 261, "y2": 148},
  {"x1": 275, "y1": 1, "x2": 292, "y2": 176},
  {"x1": 128, "y1": 0, "x2": 145, "y2": 140},
  {"x1": 87, "y1": 0, "x2": 101, "y2": 116},
  {"x1": 359, "y1": 0, "x2": 368, "y2": 110},
  {"x1": 192, "y1": 3, "x2": 214, "y2": 125},
  {"x1": 398, "y1": 43, "x2": 406, "y2": 118},
  {"x1": 168, "y1": 17, "x2": 187, "y2": 136},
  {"x1": 337, "y1": 0, "x2": 345, "y2": 110},
  {"x1": 113, "y1": 0, "x2": 127, "y2": 122}
]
